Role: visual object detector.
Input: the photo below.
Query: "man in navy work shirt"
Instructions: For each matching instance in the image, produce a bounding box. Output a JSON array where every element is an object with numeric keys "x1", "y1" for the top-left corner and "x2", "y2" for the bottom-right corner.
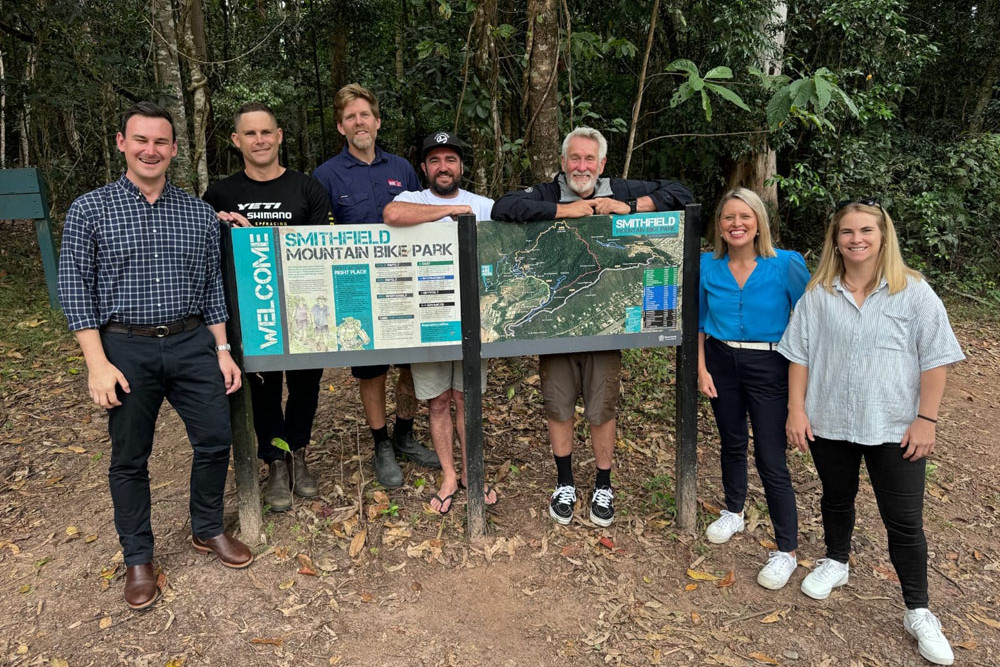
[
  {"x1": 58, "y1": 102, "x2": 253, "y2": 612},
  {"x1": 313, "y1": 83, "x2": 439, "y2": 487},
  {"x1": 492, "y1": 126, "x2": 693, "y2": 529},
  {"x1": 204, "y1": 102, "x2": 331, "y2": 512}
]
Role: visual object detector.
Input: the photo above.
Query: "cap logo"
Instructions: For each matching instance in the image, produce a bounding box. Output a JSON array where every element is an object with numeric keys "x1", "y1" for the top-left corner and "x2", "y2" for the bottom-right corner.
[{"x1": 435, "y1": 133, "x2": 449, "y2": 144}]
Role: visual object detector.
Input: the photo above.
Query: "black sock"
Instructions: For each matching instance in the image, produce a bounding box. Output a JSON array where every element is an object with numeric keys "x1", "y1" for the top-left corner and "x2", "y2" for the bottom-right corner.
[
  {"x1": 554, "y1": 454, "x2": 574, "y2": 487},
  {"x1": 371, "y1": 426, "x2": 389, "y2": 445},
  {"x1": 394, "y1": 417, "x2": 414, "y2": 441},
  {"x1": 595, "y1": 467, "x2": 612, "y2": 490}
]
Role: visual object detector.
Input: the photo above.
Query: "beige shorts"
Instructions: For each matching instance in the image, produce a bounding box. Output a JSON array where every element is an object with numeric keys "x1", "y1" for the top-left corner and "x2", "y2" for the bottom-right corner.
[
  {"x1": 539, "y1": 350, "x2": 621, "y2": 425},
  {"x1": 411, "y1": 360, "x2": 488, "y2": 400}
]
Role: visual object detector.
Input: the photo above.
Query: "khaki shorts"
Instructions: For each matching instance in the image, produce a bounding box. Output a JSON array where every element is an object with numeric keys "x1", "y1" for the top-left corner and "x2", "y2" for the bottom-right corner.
[
  {"x1": 411, "y1": 360, "x2": 488, "y2": 401},
  {"x1": 539, "y1": 350, "x2": 621, "y2": 425}
]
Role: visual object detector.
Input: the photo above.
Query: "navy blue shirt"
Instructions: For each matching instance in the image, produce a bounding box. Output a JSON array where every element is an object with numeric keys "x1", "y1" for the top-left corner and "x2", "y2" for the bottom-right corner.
[
  {"x1": 699, "y1": 249, "x2": 810, "y2": 343},
  {"x1": 312, "y1": 145, "x2": 419, "y2": 223},
  {"x1": 58, "y1": 175, "x2": 227, "y2": 331}
]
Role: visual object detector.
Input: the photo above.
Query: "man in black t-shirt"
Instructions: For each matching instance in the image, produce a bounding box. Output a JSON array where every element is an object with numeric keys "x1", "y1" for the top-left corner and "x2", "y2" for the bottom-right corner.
[{"x1": 204, "y1": 102, "x2": 332, "y2": 512}]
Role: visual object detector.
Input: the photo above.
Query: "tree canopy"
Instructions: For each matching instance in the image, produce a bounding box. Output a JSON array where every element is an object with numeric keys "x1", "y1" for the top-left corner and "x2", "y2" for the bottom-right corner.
[{"x1": 2, "y1": 0, "x2": 998, "y2": 295}]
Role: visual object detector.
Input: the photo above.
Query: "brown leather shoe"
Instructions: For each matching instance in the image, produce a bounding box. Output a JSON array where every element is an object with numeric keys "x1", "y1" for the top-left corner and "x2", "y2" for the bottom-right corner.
[
  {"x1": 124, "y1": 563, "x2": 160, "y2": 610},
  {"x1": 191, "y1": 533, "x2": 253, "y2": 569}
]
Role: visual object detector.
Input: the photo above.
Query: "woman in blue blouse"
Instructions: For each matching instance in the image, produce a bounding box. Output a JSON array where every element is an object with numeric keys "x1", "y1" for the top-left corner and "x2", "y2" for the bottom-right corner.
[{"x1": 698, "y1": 188, "x2": 809, "y2": 590}]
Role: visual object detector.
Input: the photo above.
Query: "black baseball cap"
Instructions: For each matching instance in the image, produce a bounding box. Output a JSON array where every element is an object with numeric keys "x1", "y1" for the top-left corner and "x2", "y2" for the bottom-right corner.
[{"x1": 421, "y1": 131, "x2": 466, "y2": 162}]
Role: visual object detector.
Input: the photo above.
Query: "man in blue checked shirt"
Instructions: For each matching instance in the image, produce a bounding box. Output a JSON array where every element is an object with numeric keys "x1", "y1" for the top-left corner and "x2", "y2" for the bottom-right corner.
[{"x1": 58, "y1": 102, "x2": 253, "y2": 612}]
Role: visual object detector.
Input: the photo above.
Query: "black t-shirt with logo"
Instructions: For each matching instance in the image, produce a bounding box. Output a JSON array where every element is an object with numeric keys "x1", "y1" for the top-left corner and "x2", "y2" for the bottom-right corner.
[{"x1": 203, "y1": 169, "x2": 332, "y2": 226}]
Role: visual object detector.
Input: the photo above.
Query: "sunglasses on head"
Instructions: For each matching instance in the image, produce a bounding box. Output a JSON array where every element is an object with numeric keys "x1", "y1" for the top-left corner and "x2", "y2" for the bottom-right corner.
[{"x1": 835, "y1": 197, "x2": 881, "y2": 212}]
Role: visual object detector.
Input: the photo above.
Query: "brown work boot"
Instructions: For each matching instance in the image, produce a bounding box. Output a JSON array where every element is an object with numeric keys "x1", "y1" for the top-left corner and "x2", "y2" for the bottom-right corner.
[
  {"x1": 291, "y1": 448, "x2": 318, "y2": 498},
  {"x1": 191, "y1": 533, "x2": 253, "y2": 568},
  {"x1": 124, "y1": 563, "x2": 160, "y2": 610},
  {"x1": 263, "y1": 459, "x2": 292, "y2": 511}
]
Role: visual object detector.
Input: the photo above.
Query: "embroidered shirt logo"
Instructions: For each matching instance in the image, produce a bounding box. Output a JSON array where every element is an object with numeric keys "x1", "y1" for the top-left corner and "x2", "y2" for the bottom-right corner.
[{"x1": 387, "y1": 179, "x2": 403, "y2": 188}]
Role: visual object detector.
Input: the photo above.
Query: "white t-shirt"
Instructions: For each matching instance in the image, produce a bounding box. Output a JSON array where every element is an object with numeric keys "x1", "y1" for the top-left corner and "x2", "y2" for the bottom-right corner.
[{"x1": 391, "y1": 188, "x2": 494, "y2": 221}]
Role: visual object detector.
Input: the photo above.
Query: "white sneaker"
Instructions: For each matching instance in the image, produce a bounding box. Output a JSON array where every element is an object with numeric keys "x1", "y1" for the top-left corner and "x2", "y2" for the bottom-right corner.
[
  {"x1": 904, "y1": 608, "x2": 955, "y2": 665},
  {"x1": 706, "y1": 510, "x2": 745, "y2": 544},
  {"x1": 757, "y1": 551, "x2": 797, "y2": 590},
  {"x1": 800, "y1": 558, "x2": 849, "y2": 600}
]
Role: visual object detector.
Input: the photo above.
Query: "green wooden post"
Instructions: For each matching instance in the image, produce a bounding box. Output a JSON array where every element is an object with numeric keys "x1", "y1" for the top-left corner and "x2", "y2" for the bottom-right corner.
[{"x1": 0, "y1": 168, "x2": 60, "y2": 311}]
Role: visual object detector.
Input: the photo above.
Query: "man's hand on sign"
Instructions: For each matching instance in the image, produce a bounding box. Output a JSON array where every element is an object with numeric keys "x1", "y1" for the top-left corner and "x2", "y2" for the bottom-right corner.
[
  {"x1": 591, "y1": 198, "x2": 630, "y2": 215},
  {"x1": 216, "y1": 211, "x2": 252, "y2": 228},
  {"x1": 555, "y1": 199, "x2": 596, "y2": 219}
]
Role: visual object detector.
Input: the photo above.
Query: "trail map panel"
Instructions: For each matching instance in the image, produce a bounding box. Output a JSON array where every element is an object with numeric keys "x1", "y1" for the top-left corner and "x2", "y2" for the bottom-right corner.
[
  {"x1": 231, "y1": 223, "x2": 463, "y2": 372},
  {"x1": 477, "y1": 212, "x2": 683, "y2": 357}
]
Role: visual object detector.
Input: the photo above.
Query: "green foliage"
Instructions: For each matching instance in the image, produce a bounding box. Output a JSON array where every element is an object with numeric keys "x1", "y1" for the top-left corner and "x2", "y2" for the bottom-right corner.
[
  {"x1": 763, "y1": 68, "x2": 858, "y2": 130},
  {"x1": 667, "y1": 60, "x2": 750, "y2": 122},
  {"x1": 270, "y1": 437, "x2": 292, "y2": 454}
]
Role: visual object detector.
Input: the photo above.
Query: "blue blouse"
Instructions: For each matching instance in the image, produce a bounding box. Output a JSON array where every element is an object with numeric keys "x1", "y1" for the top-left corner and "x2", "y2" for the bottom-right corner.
[{"x1": 699, "y1": 249, "x2": 810, "y2": 343}]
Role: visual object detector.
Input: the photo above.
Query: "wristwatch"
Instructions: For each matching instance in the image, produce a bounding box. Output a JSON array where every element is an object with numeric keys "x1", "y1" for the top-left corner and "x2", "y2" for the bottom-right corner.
[
  {"x1": 627, "y1": 199, "x2": 638, "y2": 214},
  {"x1": 216, "y1": 344, "x2": 232, "y2": 352}
]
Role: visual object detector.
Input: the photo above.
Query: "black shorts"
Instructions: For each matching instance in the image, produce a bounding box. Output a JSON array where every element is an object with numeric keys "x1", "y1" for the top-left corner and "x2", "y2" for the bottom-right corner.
[{"x1": 350, "y1": 363, "x2": 411, "y2": 380}]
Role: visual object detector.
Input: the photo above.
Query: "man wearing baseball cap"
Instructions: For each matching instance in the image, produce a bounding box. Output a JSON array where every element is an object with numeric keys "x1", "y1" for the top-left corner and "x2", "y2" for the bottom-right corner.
[{"x1": 383, "y1": 132, "x2": 496, "y2": 514}]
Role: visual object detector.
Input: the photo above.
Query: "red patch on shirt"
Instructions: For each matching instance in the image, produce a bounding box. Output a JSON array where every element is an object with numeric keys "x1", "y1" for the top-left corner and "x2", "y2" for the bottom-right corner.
[{"x1": 387, "y1": 179, "x2": 403, "y2": 188}]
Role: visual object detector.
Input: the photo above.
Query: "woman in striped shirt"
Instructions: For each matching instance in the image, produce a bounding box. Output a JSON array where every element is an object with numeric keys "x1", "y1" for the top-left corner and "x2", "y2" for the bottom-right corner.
[{"x1": 779, "y1": 200, "x2": 964, "y2": 666}]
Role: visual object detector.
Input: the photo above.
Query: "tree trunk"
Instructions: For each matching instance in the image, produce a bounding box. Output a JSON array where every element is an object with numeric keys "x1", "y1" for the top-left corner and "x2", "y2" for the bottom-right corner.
[
  {"x1": 524, "y1": 0, "x2": 560, "y2": 184},
  {"x1": 726, "y1": 2, "x2": 784, "y2": 216},
  {"x1": 1, "y1": 45, "x2": 6, "y2": 170},
  {"x1": 19, "y1": 44, "x2": 35, "y2": 166},
  {"x1": 179, "y1": 0, "x2": 210, "y2": 195},
  {"x1": 968, "y1": 1, "x2": 999, "y2": 134},
  {"x1": 152, "y1": 0, "x2": 194, "y2": 191},
  {"x1": 622, "y1": 0, "x2": 659, "y2": 178}
]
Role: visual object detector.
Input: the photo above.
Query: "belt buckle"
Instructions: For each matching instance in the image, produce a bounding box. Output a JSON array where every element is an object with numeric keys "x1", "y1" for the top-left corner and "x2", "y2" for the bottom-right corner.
[{"x1": 154, "y1": 325, "x2": 170, "y2": 337}]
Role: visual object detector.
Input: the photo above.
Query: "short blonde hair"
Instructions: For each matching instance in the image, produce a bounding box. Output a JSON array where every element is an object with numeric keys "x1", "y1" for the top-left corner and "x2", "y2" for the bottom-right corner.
[
  {"x1": 711, "y1": 188, "x2": 776, "y2": 258},
  {"x1": 807, "y1": 202, "x2": 922, "y2": 294},
  {"x1": 333, "y1": 83, "x2": 380, "y2": 123}
]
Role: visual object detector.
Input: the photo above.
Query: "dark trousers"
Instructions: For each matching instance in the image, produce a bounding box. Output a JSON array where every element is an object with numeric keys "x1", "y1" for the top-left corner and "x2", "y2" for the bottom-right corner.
[
  {"x1": 809, "y1": 436, "x2": 929, "y2": 609},
  {"x1": 248, "y1": 368, "x2": 324, "y2": 461},
  {"x1": 102, "y1": 327, "x2": 232, "y2": 567},
  {"x1": 705, "y1": 337, "x2": 798, "y2": 552}
]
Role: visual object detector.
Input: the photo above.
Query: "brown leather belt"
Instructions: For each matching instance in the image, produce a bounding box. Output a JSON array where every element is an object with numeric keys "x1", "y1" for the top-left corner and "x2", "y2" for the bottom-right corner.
[{"x1": 101, "y1": 316, "x2": 203, "y2": 338}]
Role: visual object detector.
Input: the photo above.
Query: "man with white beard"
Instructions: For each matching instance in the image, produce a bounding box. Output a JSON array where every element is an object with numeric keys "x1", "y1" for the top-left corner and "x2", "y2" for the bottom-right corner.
[{"x1": 491, "y1": 126, "x2": 692, "y2": 528}]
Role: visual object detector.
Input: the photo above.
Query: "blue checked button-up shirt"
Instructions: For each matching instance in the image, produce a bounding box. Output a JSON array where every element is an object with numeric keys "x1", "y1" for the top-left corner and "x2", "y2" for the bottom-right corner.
[
  {"x1": 58, "y1": 175, "x2": 228, "y2": 331},
  {"x1": 777, "y1": 276, "x2": 965, "y2": 445}
]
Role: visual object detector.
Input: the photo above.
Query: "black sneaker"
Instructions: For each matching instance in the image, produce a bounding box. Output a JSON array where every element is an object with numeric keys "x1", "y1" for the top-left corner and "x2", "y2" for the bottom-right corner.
[
  {"x1": 549, "y1": 485, "x2": 577, "y2": 525},
  {"x1": 590, "y1": 487, "x2": 615, "y2": 527}
]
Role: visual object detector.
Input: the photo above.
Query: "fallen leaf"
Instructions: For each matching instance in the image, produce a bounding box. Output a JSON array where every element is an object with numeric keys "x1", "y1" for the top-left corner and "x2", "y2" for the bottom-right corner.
[
  {"x1": 972, "y1": 550, "x2": 983, "y2": 561},
  {"x1": 349, "y1": 529, "x2": 367, "y2": 558},
  {"x1": 51, "y1": 659, "x2": 69, "y2": 667},
  {"x1": 65, "y1": 526, "x2": 79, "y2": 536},
  {"x1": 16, "y1": 645, "x2": 28, "y2": 655},
  {"x1": 872, "y1": 564, "x2": 900, "y2": 583},
  {"x1": 99, "y1": 616, "x2": 112, "y2": 629},
  {"x1": 717, "y1": 570, "x2": 736, "y2": 588},
  {"x1": 298, "y1": 566, "x2": 317, "y2": 576},
  {"x1": 686, "y1": 568, "x2": 720, "y2": 581},
  {"x1": 969, "y1": 613, "x2": 1000, "y2": 630},
  {"x1": 165, "y1": 659, "x2": 186, "y2": 667},
  {"x1": 67, "y1": 446, "x2": 87, "y2": 453},
  {"x1": 561, "y1": 545, "x2": 581, "y2": 558},
  {"x1": 691, "y1": 611, "x2": 702, "y2": 626},
  {"x1": 411, "y1": 581, "x2": 422, "y2": 592},
  {"x1": 359, "y1": 591, "x2": 374, "y2": 602},
  {"x1": 278, "y1": 579, "x2": 295, "y2": 590},
  {"x1": 761, "y1": 608, "x2": 787, "y2": 624},
  {"x1": 749, "y1": 651, "x2": 779, "y2": 665},
  {"x1": 759, "y1": 539, "x2": 778, "y2": 550},
  {"x1": 85, "y1": 534, "x2": 98, "y2": 543},
  {"x1": 251, "y1": 637, "x2": 284, "y2": 647},
  {"x1": 373, "y1": 490, "x2": 389, "y2": 505},
  {"x1": 598, "y1": 537, "x2": 615, "y2": 550},
  {"x1": 19, "y1": 585, "x2": 31, "y2": 594},
  {"x1": 953, "y1": 638, "x2": 977, "y2": 650},
  {"x1": 684, "y1": 583, "x2": 698, "y2": 591}
]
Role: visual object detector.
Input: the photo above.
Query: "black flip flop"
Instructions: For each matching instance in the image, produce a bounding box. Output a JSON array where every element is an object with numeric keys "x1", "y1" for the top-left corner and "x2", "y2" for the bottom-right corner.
[
  {"x1": 430, "y1": 491, "x2": 456, "y2": 515},
  {"x1": 459, "y1": 481, "x2": 499, "y2": 506}
]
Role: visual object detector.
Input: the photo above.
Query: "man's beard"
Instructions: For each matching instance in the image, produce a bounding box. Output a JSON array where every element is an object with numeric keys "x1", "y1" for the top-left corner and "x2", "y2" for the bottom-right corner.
[
  {"x1": 566, "y1": 171, "x2": 596, "y2": 196},
  {"x1": 430, "y1": 174, "x2": 459, "y2": 197}
]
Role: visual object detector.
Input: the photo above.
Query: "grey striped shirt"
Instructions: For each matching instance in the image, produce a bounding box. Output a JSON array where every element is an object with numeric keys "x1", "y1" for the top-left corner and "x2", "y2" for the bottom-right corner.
[{"x1": 777, "y1": 276, "x2": 964, "y2": 445}]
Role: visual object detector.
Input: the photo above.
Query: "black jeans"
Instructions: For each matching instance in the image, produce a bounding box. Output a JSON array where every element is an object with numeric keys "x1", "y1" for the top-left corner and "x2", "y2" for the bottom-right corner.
[
  {"x1": 809, "y1": 436, "x2": 929, "y2": 609},
  {"x1": 705, "y1": 337, "x2": 798, "y2": 552},
  {"x1": 102, "y1": 327, "x2": 232, "y2": 567},
  {"x1": 248, "y1": 368, "x2": 324, "y2": 461}
]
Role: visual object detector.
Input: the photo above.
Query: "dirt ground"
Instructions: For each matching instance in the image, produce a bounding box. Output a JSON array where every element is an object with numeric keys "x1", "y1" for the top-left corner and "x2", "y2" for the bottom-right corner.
[{"x1": 2, "y1": 301, "x2": 999, "y2": 666}]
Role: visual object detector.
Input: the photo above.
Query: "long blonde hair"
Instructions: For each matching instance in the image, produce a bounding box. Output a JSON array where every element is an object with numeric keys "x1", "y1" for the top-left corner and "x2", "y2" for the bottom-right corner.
[
  {"x1": 807, "y1": 202, "x2": 922, "y2": 294},
  {"x1": 711, "y1": 188, "x2": 777, "y2": 259}
]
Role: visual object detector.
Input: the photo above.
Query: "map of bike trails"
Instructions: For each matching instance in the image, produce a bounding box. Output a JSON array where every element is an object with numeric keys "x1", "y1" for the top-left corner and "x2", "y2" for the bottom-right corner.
[{"x1": 478, "y1": 215, "x2": 682, "y2": 343}]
